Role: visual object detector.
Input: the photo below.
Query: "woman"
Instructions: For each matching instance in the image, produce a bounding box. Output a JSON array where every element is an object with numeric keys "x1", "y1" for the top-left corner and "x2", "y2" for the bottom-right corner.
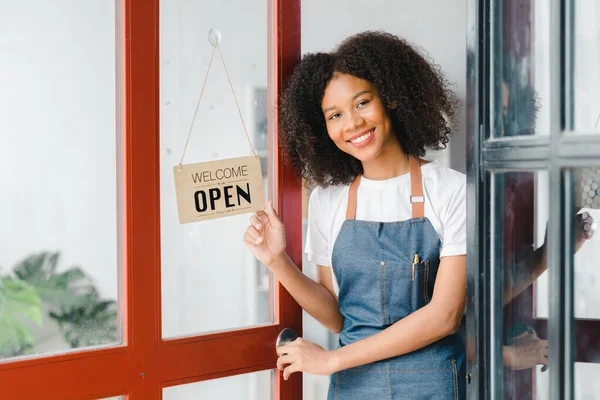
[{"x1": 245, "y1": 31, "x2": 466, "y2": 399}]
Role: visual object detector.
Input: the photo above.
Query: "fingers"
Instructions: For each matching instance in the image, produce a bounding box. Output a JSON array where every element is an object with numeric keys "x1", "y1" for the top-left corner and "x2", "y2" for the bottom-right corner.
[
  {"x1": 264, "y1": 201, "x2": 282, "y2": 225},
  {"x1": 577, "y1": 211, "x2": 595, "y2": 240},
  {"x1": 249, "y1": 215, "x2": 262, "y2": 230},
  {"x1": 254, "y1": 211, "x2": 270, "y2": 226},
  {"x1": 247, "y1": 225, "x2": 262, "y2": 241},
  {"x1": 276, "y1": 344, "x2": 294, "y2": 357},
  {"x1": 283, "y1": 363, "x2": 301, "y2": 380},
  {"x1": 582, "y1": 212, "x2": 596, "y2": 239},
  {"x1": 264, "y1": 201, "x2": 278, "y2": 216},
  {"x1": 538, "y1": 338, "x2": 548, "y2": 370},
  {"x1": 516, "y1": 333, "x2": 537, "y2": 343},
  {"x1": 276, "y1": 338, "x2": 301, "y2": 356},
  {"x1": 277, "y1": 354, "x2": 294, "y2": 371},
  {"x1": 245, "y1": 214, "x2": 266, "y2": 247},
  {"x1": 244, "y1": 231, "x2": 263, "y2": 246}
]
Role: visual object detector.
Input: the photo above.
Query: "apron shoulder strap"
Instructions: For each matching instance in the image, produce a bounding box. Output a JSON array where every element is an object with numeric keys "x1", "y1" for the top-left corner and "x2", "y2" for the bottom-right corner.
[
  {"x1": 409, "y1": 157, "x2": 425, "y2": 219},
  {"x1": 346, "y1": 175, "x2": 362, "y2": 220},
  {"x1": 345, "y1": 157, "x2": 425, "y2": 220}
]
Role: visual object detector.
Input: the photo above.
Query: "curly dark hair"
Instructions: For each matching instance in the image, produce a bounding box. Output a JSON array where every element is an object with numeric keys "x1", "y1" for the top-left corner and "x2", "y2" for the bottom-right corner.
[{"x1": 279, "y1": 31, "x2": 457, "y2": 187}]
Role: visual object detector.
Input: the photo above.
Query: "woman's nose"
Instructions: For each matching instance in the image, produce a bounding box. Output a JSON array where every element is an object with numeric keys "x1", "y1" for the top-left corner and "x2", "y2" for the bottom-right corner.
[{"x1": 344, "y1": 112, "x2": 365, "y2": 132}]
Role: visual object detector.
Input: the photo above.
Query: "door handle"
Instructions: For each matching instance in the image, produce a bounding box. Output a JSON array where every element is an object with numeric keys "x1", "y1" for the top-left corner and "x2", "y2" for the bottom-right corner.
[{"x1": 276, "y1": 328, "x2": 299, "y2": 350}]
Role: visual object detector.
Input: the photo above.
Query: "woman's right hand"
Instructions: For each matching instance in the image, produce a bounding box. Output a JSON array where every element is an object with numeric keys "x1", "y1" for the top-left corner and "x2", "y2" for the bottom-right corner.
[
  {"x1": 504, "y1": 333, "x2": 548, "y2": 371},
  {"x1": 244, "y1": 201, "x2": 287, "y2": 269}
]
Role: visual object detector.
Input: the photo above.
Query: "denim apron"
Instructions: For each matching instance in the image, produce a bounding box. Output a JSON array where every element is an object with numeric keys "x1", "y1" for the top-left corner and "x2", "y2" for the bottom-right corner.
[{"x1": 327, "y1": 157, "x2": 465, "y2": 400}]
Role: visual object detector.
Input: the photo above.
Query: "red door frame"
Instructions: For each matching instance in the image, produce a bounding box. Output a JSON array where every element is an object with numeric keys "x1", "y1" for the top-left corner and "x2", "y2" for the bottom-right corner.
[{"x1": 0, "y1": 0, "x2": 302, "y2": 398}]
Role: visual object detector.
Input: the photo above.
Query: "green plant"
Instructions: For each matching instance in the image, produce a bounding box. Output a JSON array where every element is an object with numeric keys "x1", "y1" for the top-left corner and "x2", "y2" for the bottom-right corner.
[
  {"x1": 13, "y1": 252, "x2": 92, "y2": 308},
  {"x1": 0, "y1": 276, "x2": 42, "y2": 357},
  {"x1": 0, "y1": 252, "x2": 118, "y2": 358},
  {"x1": 49, "y1": 292, "x2": 117, "y2": 348}
]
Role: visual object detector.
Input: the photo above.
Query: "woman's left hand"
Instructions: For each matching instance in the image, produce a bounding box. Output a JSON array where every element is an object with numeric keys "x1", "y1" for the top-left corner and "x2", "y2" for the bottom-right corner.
[{"x1": 276, "y1": 338, "x2": 339, "y2": 380}]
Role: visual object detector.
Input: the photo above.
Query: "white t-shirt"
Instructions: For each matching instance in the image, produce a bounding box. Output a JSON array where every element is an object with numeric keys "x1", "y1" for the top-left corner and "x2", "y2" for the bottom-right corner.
[{"x1": 305, "y1": 160, "x2": 466, "y2": 295}]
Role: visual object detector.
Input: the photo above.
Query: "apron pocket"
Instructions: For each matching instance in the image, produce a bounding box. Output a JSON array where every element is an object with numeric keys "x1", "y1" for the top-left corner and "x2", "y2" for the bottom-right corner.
[
  {"x1": 381, "y1": 261, "x2": 412, "y2": 324},
  {"x1": 381, "y1": 259, "x2": 432, "y2": 324},
  {"x1": 411, "y1": 260, "x2": 431, "y2": 312}
]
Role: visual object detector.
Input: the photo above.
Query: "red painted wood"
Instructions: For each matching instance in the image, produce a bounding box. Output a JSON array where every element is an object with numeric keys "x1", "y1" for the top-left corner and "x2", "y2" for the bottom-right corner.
[
  {"x1": 0, "y1": 350, "x2": 129, "y2": 400},
  {"x1": 125, "y1": 0, "x2": 161, "y2": 398},
  {"x1": 271, "y1": 0, "x2": 302, "y2": 399},
  {"x1": 0, "y1": 1, "x2": 303, "y2": 399},
  {"x1": 158, "y1": 326, "x2": 280, "y2": 382}
]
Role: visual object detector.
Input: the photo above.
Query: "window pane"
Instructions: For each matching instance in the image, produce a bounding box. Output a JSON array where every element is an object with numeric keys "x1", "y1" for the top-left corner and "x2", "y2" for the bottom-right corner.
[
  {"x1": 159, "y1": 0, "x2": 273, "y2": 338},
  {"x1": 490, "y1": 0, "x2": 550, "y2": 137},
  {"x1": 162, "y1": 370, "x2": 273, "y2": 400},
  {"x1": 575, "y1": 362, "x2": 600, "y2": 399},
  {"x1": 535, "y1": 362, "x2": 600, "y2": 400},
  {"x1": 571, "y1": 0, "x2": 600, "y2": 133},
  {"x1": 535, "y1": 168, "x2": 600, "y2": 320},
  {"x1": 572, "y1": 168, "x2": 600, "y2": 319},
  {"x1": 0, "y1": 1, "x2": 121, "y2": 361},
  {"x1": 492, "y1": 171, "x2": 550, "y2": 398}
]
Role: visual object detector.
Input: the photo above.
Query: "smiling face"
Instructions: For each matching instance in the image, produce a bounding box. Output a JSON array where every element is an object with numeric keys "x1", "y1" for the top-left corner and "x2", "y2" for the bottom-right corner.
[{"x1": 321, "y1": 73, "x2": 400, "y2": 164}]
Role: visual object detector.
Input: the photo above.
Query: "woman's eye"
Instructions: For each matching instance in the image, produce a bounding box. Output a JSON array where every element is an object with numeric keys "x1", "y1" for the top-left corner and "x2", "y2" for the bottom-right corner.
[
  {"x1": 357, "y1": 100, "x2": 370, "y2": 108},
  {"x1": 329, "y1": 113, "x2": 341, "y2": 120}
]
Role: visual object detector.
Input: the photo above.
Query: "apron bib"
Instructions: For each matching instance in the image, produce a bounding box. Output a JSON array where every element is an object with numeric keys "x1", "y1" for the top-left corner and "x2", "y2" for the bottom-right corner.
[{"x1": 328, "y1": 157, "x2": 465, "y2": 400}]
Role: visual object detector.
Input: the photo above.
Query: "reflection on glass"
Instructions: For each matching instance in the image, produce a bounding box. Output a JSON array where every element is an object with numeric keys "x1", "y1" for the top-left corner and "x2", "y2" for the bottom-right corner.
[
  {"x1": 571, "y1": 169, "x2": 599, "y2": 400},
  {"x1": 529, "y1": 172, "x2": 600, "y2": 399},
  {"x1": 492, "y1": 0, "x2": 549, "y2": 137},
  {"x1": 572, "y1": 168, "x2": 600, "y2": 319},
  {"x1": 162, "y1": 370, "x2": 272, "y2": 400},
  {"x1": 572, "y1": 0, "x2": 600, "y2": 133},
  {"x1": 0, "y1": 1, "x2": 121, "y2": 360},
  {"x1": 159, "y1": 0, "x2": 272, "y2": 338},
  {"x1": 493, "y1": 171, "x2": 550, "y2": 398},
  {"x1": 535, "y1": 169, "x2": 599, "y2": 320}
]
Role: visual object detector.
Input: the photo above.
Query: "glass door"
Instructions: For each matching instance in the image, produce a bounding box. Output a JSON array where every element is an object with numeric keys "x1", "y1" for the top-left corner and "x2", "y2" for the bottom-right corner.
[
  {"x1": 0, "y1": 0, "x2": 303, "y2": 398},
  {"x1": 467, "y1": 0, "x2": 600, "y2": 399}
]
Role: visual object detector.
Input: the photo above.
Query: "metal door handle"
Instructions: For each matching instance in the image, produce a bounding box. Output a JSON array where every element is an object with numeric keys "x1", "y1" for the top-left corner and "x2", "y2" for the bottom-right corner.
[{"x1": 276, "y1": 328, "x2": 299, "y2": 350}]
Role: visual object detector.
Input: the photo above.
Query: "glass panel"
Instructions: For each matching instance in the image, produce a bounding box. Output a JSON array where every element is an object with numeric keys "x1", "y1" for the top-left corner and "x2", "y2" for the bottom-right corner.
[
  {"x1": 575, "y1": 362, "x2": 600, "y2": 400},
  {"x1": 571, "y1": 0, "x2": 600, "y2": 133},
  {"x1": 163, "y1": 370, "x2": 272, "y2": 400},
  {"x1": 535, "y1": 362, "x2": 600, "y2": 400},
  {"x1": 572, "y1": 168, "x2": 600, "y2": 319},
  {"x1": 535, "y1": 168, "x2": 600, "y2": 320},
  {"x1": 492, "y1": 171, "x2": 550, "y2": 398},
  {"x1": 159, "y1": 0, "x2": 272, "y2": 337},
  {"x1": 0, "y1": 1, "x2": 121, "y2": 360},
  {"x1": 491, "y1": 0, "x2": 550, "y2": 137}
]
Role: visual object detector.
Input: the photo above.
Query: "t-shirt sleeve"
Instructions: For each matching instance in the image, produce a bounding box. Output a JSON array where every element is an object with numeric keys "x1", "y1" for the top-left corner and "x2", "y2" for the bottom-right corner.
[
  {"x1": 304, "y1": 187, "x2": 331, "y2": 266},
  {"x1": 440, "y1": 180, "x2": 467, "y2": 257}
]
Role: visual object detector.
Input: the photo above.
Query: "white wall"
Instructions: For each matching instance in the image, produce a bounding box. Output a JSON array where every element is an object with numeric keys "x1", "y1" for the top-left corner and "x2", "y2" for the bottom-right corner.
[{"x1": 301, "y1": 0, "x2": 468, "y2": 173}]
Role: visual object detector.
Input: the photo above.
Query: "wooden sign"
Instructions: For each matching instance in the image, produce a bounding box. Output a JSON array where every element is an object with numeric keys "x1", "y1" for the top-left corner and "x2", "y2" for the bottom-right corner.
[{"x1": 173, "y1": 155, "x2": 265, "y2": 223}]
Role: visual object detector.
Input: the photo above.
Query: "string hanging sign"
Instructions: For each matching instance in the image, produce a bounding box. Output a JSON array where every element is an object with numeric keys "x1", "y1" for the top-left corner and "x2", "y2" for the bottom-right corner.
[{"x1": 173, "y1": 28, "x2": 265, "y2": 224}]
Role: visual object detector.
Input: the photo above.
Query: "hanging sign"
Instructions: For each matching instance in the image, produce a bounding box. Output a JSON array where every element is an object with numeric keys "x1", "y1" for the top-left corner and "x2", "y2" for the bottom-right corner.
[
  {"x1": 174, "y1": 155, "x2": 264, "y2": 223},
  {"x1": 173, "y1": 28, "x2": 265, "y2": 224}
]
